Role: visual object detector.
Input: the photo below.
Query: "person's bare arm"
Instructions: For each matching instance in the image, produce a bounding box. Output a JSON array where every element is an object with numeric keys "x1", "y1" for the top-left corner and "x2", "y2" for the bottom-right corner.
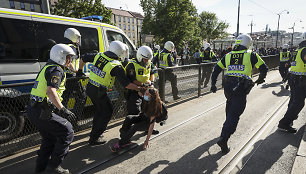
[
  {"x1": 125, "y1": 83, "x2": 141, "y2": 91},
  {"x1": 143, "y1": 116, "x2": 155, "y2": 149},
  {"x1": 78, "y1": 59, "x2": 86, "y2": 71},
  {"x1": 133, "y1": 79, "x2": 143, "y2": 86},
  {"x1": 46, "y1": 86, "x2": 63, "y2": 110}
]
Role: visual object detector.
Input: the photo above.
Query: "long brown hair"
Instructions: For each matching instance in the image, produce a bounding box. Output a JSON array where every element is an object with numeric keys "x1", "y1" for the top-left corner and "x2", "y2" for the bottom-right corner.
[{"x1": 142, "y1": 88, "x2": 163, "y2": 118}]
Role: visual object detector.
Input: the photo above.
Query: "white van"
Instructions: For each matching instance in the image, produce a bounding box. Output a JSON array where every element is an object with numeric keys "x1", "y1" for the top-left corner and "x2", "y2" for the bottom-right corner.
[{"x1": 0, "y1": 8, "x2": 136, "y2": 142}]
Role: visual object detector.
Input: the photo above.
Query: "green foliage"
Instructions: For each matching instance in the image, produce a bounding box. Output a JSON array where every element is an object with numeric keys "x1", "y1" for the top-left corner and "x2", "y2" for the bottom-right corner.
[
  {"x1": 140, "y1": 0, "x2": 201, "y2": 52},
  {"x1": 51, "y1": 0, "x2": 112, "y2": 24},
  {"x1": 198, "y1": 11, "x2": 229, "y2": 42}
]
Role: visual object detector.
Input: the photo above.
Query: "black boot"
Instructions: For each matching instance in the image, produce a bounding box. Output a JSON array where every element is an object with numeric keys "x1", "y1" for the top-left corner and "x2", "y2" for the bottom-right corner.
[
  {"x1": 45, "y1": 165, "x2": 70, "y2": 174},
  {"x1": 217, "y1": 137, "x2": 230, "y2": 155},
  {"x1": 88, "y1": 136, "x2": 107, "y2": 146},
  {"x1": 278, "y1": 123, "x2": 297, "y2": 133}
]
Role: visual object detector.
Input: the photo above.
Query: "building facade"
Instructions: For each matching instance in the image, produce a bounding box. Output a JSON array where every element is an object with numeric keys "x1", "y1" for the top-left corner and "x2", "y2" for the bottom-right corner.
[
  {"x1": 109, "y1": 8, "x2": 144, "y2": 48},
  {"x1": 0, "y1": 0, "x2": 43, "y2": 12}
]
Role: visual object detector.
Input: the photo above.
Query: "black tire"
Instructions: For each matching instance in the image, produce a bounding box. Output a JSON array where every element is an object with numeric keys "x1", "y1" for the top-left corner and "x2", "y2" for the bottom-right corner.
[{"x1": 0, "y1": 112, "x2": 25, "y2": 143}]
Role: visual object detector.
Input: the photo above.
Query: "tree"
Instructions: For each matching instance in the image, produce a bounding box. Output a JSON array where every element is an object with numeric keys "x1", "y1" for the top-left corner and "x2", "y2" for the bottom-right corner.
[
  {"x1": 140, "y1": 0, "x2": 201, "y2": 52},
  {"x1": 198, "y1": 11, "x2": 229, "y2": 43},
  {"x1": 51, "y1": 0, "x2": 112, "y2": 24}
]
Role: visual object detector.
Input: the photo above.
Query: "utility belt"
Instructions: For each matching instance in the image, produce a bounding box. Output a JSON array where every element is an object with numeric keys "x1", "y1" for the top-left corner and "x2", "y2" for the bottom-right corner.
[
  {"x1": 88, "y1": 81, "x2": 109, "y2": 98},
  {"x1": 29, "y1": 96, "x2": 56, "y2": 120},
  {"x1": 288, "y1": 73, "x2": 306, "y2": 87},
  {"x1": 224, "y1": 75, "x2": 255, "y2": 94}
]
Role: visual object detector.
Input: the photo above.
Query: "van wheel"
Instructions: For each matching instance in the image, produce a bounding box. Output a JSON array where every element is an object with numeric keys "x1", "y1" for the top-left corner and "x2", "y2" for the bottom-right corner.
[{"x1": 0, "y1": 112, "x2": 25, "y2": 143}]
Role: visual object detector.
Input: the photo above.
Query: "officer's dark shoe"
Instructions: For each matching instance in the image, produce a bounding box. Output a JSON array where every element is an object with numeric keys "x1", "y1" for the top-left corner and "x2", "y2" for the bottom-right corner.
[
  {"x1": 278, "y1": 123, "x2": 297, "y2": 133},
  {"x1": 45, "y1": 165, "x2": 70, "y2": 174},
  {"x1": 173, "y1": 96, "x2": 181, "y2": 100},
  {"x1": 89, "y1": 137, "x2": 107, "y2": 146},
  {"x1": 217, "y1": 137, "x2": 230, "y2": 155},
  {"x1": 145, "y1": 129, "x2": 159, "y2": 135}
]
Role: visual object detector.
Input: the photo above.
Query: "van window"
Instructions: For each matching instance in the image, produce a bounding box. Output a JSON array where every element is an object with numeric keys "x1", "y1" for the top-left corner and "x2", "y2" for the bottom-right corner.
[
  {"x1": 34, "y1": 21, "x2": 99, "y2": 62},
  {"x1": 106, "y1": 30, "x2": 135, "y2": 59},
  {"x1": 0, "y1": 18, "x2": 38, "y2": 62}
]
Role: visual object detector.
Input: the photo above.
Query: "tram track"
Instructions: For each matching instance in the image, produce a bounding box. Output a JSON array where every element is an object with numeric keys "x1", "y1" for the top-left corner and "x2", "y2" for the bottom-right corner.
[
  {"x1": 78, "y1": 99, "x2": 227, "y2": 174},
  {"x1": 79, "y1": 73, "x2": 290, "y2": 174},
  {"x1": 215, "y1": 96, "x2": 290, "y2": 174}
]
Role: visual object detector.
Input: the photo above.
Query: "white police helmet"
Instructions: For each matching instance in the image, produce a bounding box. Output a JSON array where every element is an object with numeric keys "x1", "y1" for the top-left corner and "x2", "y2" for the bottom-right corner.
[
  {"x1": 109, "y1": 41, "x2": 129, "y2": 62},
  {"x1": 50, "y1": 44, "x2": 76, "y2": 66},
  {"x1": 137, "y1": 46, "x2": 153, "y2": 63},
  {"x1": 204, "y1": 43, "x2": 211, "y2": 50},
  {"x1": 123, "y1": 44, "x2": 129, "y2": 61},
  {"x1": 154, "y1": 45, "x2": 160, "y2": 50},
  {"x1": 164, "y1": 41, "x2": 175, "y2": 52},
  {"x1": 64, "y1": 28, "x2": 81, "y2": 46},
  {"x1": 235, "y1": 34, "x2": 252, "y2": 49},
  {"x1": 282, "y1": 44, "x2": 289, "y2": 49}
]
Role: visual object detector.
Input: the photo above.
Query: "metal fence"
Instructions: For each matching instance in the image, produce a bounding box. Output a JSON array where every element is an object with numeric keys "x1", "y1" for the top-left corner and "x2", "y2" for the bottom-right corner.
[{"x1": 0, "y1": 55, "x2": 279, "y2": 158}]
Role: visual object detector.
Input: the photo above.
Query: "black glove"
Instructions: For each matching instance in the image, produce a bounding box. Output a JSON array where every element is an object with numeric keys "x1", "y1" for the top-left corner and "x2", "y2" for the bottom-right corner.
[
  {"x1": 210, "y1": 85, "x2": 217, "y2": 93},
  {"x1": 59, "y1": 107, "x2": 76, "y2": 122},
  {"x1": 254, "y1": 78, "x2": 265, "y2": 85},
  {"x1": 76, "y1": 69, "x2": 85, "y2": 77}
]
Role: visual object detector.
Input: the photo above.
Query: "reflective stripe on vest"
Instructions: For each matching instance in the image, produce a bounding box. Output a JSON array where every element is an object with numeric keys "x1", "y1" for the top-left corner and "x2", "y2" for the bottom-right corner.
[
  {"x1": 280, "y1": 51, "x2": 290, "y2": 62},
  {"x1": 159, "y1": 52, "x2": 172, "y2": 68},
  {"x1": 127, "y1": 59, "x2": 151, "y2": 83},
  {"x1": 88, "y1": 53, "x2": 121, "y2": 89},
  {"x1": 224, "y1": 50, "x2": 253, "y2": 79},
  {"x1": 290, "y1": 47, "x2": 306, "y2": 75},
  {"x1": 31, "y1": 64, "x2": 66, "y2": 102}
]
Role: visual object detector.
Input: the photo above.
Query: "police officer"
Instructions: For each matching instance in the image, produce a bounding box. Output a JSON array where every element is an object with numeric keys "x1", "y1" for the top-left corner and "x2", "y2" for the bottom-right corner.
[
  {"x1": 279, "y1": 44, "x2": 290, "y2": 82},
  {"x1": 121, "y1": 44, "x2": 130, "y2": 68},
  {"x1": 27, "y1": 44, "x2": 76, "y2": 174},
  {"x1": 152, "y1": 45, "x2": 160, "y2": 67},
  {"x1": 200, "y1": 43, "x2": 217, "y2": 87},
  {"x1": 61, "y1": 28, "x2": 87, "y2": 118},
  {"x1": 278, "y1": 40, "x2": 306, "y2": 133},
  {"x1": 125, "y1": 46, "x2": 159, "y2": 135},
  {"x1": 125, "y1": 46, "x2": 155, "y2": 114},
  {"x1": 210, "y1": 34, "x2": 268, "y2": 154},
  {"x1": 83, "y1": 41, "x2": 143, "y2": 146},
  {"x1": 158, "y1": 41, "x2": 180, "y2": 100}
]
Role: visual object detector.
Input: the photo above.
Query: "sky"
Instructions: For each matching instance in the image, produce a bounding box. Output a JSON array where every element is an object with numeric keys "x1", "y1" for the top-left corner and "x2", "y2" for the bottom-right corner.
[{"x1": 102, "y1": 0, "x2": 305, "y2": 35}]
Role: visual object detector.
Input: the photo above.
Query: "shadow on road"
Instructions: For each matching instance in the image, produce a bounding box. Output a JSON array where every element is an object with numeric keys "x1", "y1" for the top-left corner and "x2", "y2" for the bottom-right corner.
[
  {"x1": 261, "y1": 81, "x2": 283, "y2": 89},
  {"x1": 271, "y1": 85, "x2": 290, "y2": 97},
  {"x1": 139, "y1": 137, "x2": 223, "y2": 174},
  {"x1": 240, "y1": 125, "x2": 305, "y2": 173}
]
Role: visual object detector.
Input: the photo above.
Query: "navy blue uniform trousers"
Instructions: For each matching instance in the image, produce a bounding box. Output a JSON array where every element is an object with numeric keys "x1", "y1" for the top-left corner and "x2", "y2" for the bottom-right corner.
[
  {"x1": 119, "y1": 113, "x2": 150, "y2": 145},
  {"x1": 279, "y1": 74, "x2": 306, "y2": 126},
  {"x1": 279, "y1": 62, "x2": 289, "y2": 81},
  {"x1": 221, "y1": 77, "x2": 247, "y2": 140},
  {"x1": 86, "y1": 83, "x2": 113, "y2": 142},
  {"x1": 127, "y1": 91, "x2": 142, "y2": 115},
  {"x1": 27, "y1": 104, "x2": 74, "y2": 172}
]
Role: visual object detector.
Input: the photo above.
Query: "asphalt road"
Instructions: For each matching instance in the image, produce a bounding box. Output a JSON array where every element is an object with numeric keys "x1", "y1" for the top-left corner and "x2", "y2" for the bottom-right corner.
[
  {"x1": 0, "y1": 70, "x2": 304, "y2": 174},
  {"x1": 83, "y1": 70, "x2": 305, "y2": 174}
]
